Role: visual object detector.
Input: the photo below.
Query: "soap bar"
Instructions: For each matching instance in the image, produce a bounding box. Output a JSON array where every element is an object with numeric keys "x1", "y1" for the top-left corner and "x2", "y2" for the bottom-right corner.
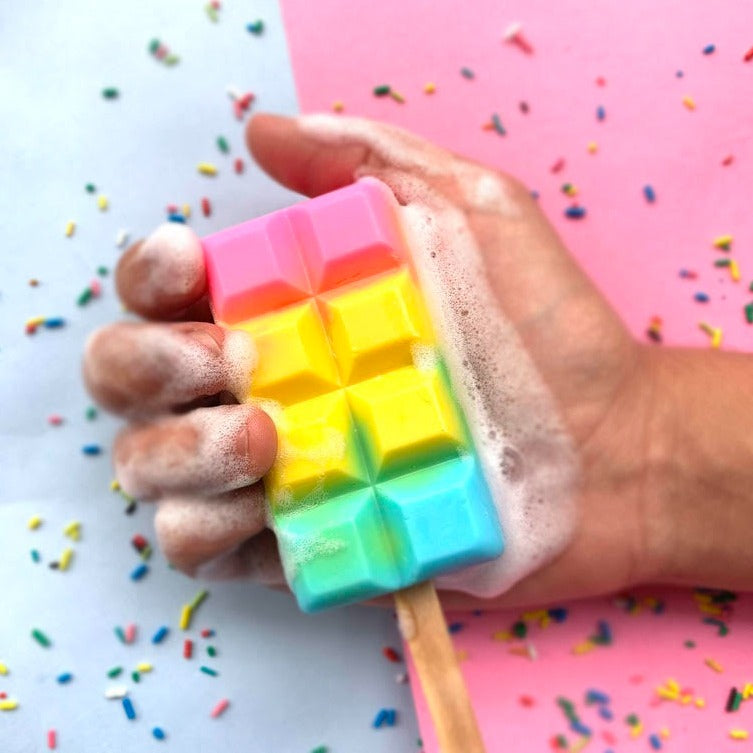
[{"x1": 202, "y1": 178, "x2": 504, "y2": 611}]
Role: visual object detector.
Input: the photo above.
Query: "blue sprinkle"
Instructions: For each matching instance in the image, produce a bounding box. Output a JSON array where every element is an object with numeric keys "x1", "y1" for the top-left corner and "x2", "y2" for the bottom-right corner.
[
  {"x1": 702, "y1": 44, "x2": 716, "y2": 55},
  {"x1": 530, "y1": 190, "x2": 540, "y2": 200},
  {"x1": 372, "y1": 709, "x2": 388, "y2": 728},
  {"x1": 649, "y1": 732, "x2": 662, "y2": 749},
  {"x1": 548, "y1": 607, "x2": 568, "y2": 622},
  {"x1": 565, "y1": 206, "x2": 586, "y2": 219},
  {"x1": 246, "y1": 20, "x2": 264, "y2": 35},
  {"x1": 167, "y1": 213, "x2": 186, "y2": 224},
  {"x1": 596, "y1": 105, "x2": 606, "y2": 121},
  {"x1": 56, "y1": 672, "x2": 73, "y2": 684},
  {"x1": 676, "y1": 69, "x2": 684, "y2": 78},
  {"x1": 694, "y1": 292, "x2": 710, "y2": 303},
  {"x1": 460, "y1": 67, "x2": 475, "y2": 79},
  {"x1": 643, "y1": 185, "x2": 656, "y2": 203},
  {"x1": 491, "y1": 113, "x2": 506, "y2": 136},
  {"x1": 448, "y1": 622, "x2": 465, "y2": 634},
  {"x1": 585, "y1": 689, "x2": 611, "y2": 705},
  {"x1": 130, "y1": 563, "x2": 149, "y2": 582},
  {"x1": 43, "y1": 317, "x2": 66, "y2": 328},
  {"x1": 570, "y1": 720, "x2": 592, "y2": 736},
  {"x1": 31, "y1": 549, "x2": 41, "y2": 563},
  {"x1": 597, "y1": 619, "x2": 612, "y2": 643},
  {"x1": 152, "y1": 727, "x2": 166, "y2": 740},
  {"x1": 122, "y1": 697, "x2": 136, "y2": 720},
  {"x1": 598, "y1": 706, "x2": 614, "y2": 721},
  {"x1": 385, "y1": 709, "x2": 397, "y2": 726},
  {"x1": 151, "y1": 625, "x2": 169, "y2": 644},
  {"x1": 82, "y1": 444, "x2": 102, "y2": 456}
]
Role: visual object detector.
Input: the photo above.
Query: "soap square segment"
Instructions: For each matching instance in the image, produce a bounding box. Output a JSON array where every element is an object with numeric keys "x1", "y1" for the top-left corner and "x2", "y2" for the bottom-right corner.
[
  {"x1": 235, "y1": 301, "x2": 340, "y2": 404},
  {"x1": 376, "y1": 457, "x2": 504, "y2": 583},
  {"x1": 203, "y1": 211, "x2": 310, "y2": 324},
  {"x1": 290, "y1": 177, "x2": 407, "y2": 293},
  {"x1": 275, "y1": 488, "x2": 401, "y2": 612},
  {"x1": 266, "y1": 391, "x2": 370, "y2": 507},
  {"x1": 346, "y1": 367, "x2": 467, "y2": 481}
]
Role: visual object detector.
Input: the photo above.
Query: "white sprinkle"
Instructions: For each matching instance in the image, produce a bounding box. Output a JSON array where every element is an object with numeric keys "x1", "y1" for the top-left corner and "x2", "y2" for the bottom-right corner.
[
  {"x1": 104, "y1": 685, "x2": 129, "y2": 700},
  {"x1": 503, "y1": 21, "x2": 523, "y2": 40},
  {"x1": 226, "y1": 85, "x2": 242, "y2": 101},
  {"x1": 115, "y1": 229, "x2": 130, "y2": 249},
  {"x1": 395, "y1": 672, "x2": 409, "y2": 684}
]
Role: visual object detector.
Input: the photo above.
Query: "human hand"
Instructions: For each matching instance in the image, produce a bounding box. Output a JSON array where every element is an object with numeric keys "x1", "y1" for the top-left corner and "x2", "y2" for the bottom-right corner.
[{"x1": 84, "y1": 113, "x2": 683, "y2": 608}]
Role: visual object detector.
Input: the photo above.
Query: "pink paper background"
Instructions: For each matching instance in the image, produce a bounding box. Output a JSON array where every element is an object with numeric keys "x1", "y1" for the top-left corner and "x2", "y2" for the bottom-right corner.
[{"x1": 280, "y1": 1, "x2": 753, "y2": 749}]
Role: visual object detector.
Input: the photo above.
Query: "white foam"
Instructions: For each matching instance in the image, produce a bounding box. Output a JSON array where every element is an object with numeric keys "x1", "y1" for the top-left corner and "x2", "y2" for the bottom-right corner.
[{"x1": 294, "y1": 115, "x2": 579, "y2": 598}]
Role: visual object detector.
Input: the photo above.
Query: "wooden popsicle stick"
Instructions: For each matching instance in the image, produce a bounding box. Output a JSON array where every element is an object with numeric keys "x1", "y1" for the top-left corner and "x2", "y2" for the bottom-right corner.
[{"x1": 394, "y1": 580, "x2": 486, "y2": 753}]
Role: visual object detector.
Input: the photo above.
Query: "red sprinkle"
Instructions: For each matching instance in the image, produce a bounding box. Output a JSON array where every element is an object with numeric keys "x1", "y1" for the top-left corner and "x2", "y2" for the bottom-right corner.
[
  {"x1": 47, "y1": 729, "x2": 57, "y2": 750},
  {"x1": 234, "y1": 158, "x2": 244, "y2": 174},
  {"x1": 0, "y1": 692, "x2": 6, "y2": 699},
  {"x1": 132, "y1": 534, "x2": 148, "y2": 552},
  {"x1": 201, "y1": 628, "x2": 214, "y2": 638},
  {"x1": 596, "y1": 76, "x2": 607, "y2": 86},
  {"x1": 722, "y1": 154, "x2": 735, "y2": 166},
  {"x1": 382, "y1": 646, "x2": 401, "y2": 663},
  {"x1": 201, "y1": 197, "x2": 212, "y2": 217},
  {"x1": 48, "y1": 415, "x2": 64, "y2": 426},
  {"x1": 184, "y1": 639, "x2": 193, "y2": 659},
  {"x1": 602, "y1": 730, "x2": 617, "y2": 745},
  {"x1": 519, "y1": 695, "x2": 536, "y2": 707},
  {"x1": 550, "y1": 158, "x2": 565, "y2": 173},
  {"x1": 744, "y1": 46, "x2": 753, "y2": 62},
  {"x1": 210, "y1": 698, "x2": 230, "y2": 718},
  {"x1": 90, "y1": 279, "x2": 102, "y2": 297},
  {"x1": 124, "y1": 623, "x2": 137, "y2": 644},
  {"x1": 166, "y1": 204, "x2": 179, "y2": 214}
]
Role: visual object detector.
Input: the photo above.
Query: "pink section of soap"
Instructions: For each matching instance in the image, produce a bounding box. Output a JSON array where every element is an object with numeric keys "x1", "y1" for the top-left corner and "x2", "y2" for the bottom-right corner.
[
  {"x1": 290, "y1": 177, "x2": 407, "y2": 292},
  {"x1": 203, "y1": 211, "x2": 310, "y2": 324}
]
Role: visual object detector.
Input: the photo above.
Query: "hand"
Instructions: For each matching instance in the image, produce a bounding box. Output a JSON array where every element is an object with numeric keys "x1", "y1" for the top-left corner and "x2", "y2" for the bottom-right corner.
[{"x1": 84, "y1": 113, "x2": 748, "y2": 608}]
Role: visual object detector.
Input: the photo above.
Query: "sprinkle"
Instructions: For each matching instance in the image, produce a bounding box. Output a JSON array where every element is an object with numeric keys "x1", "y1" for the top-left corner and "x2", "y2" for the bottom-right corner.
[
  {"x1": 201, "y1": 629, "x2": 215, "y2": 638},
  {"x1": 332, "y1": 101, "x2": 344, "y2": 112},
  {"x1": 107, "y1": 666, "x2": 122, "y2": 678},
  {"x1": 694, "y1": 292, "x2": 710, "y2": 303},
  {"x1": 190, "y1": 589, "x2": 209, "y2": 610},
  {"x1": 32, "y1": 628, "x2": 51, "y2": 648},
  {"x1": 152, "y1": 625, "x2": 169, "y2": 644},
  {"x1": 585, "y1": 689, "x2": 610, "y2": 705},
  {"x1": 179, "y1": 604, "x2": 193, "y2": 631},
  {"x1": 97, "y1": 194, "x2": 108, "y2": 211},
  {"x1": 373, "y1": 84, "x2": 391, "y2": 97},
  {"x1": 722, "y1": 154, "x2": 734, "y2": 165},
  {"x1": 47, "y1": 729, "x2": 57, "y2": 749},
  {"x1": 460, "y1": 67, "x2": 475, "y2": 79},
  {"x1": 519, "y1": 101, "x2": 529, "y2": 114},
  {"x1": 246, "y1": 20, "x2": 264, "y2": 35},
  {"x1": 713, "y1": 234, "x2": 733, "y2": 250},
  {"x1": 423, "y1": 82, "x2": 436, "y2": 94},
  {"x1": 200, "y1": 665, "x2": 218, "y2": 677},
  {"x1": 682, "y1": 95, "x2": 696, "y2": 110},
  {"x1": 216, "y1": 135, "x2": 229, "y2": 153},
  {"x1": 205, "y1": 1, "x2": 219, "y2": 22},
  {"x1": 730, "y1": 259, "x2": 741, "y2": 281},
  {"x1": 152, "y1": 727, "x2": 166, "y2": 740},
  {"x1": 550, "y1": 158, "x2": 565, "y2": 173},
  {"x1": 31, "y1": 549, "x2": 41, "y2": 563},
  {"x1": 211, "y1": 698, "x2": 230, "y2": 718},
  {"x1": 643, "y1": 185, "x2": 656, "y2": 203},
  {"x1": 114, "y1": 626, "x2": 127, "y2": 644},
  {"x1": 85, "y1": 183, "x2": 96, "y2": 193},
  {"x1": 234, "y1": 158, "x2": 244, "y2": 174},
  {"x1": 58, "y1": 547, "x2": 74, "y2": 571},
  {"x1": 372, "y1": 708, "x2": 398, "y2": 728},
  {"x1": 388, "y1": 89, "x2": 405, "y2": 104},
  {"x1": 115, "y1": 229, "x2": 130, "y2": 248},
  {"x1": 82, "y1": 444, "x2": 101, "y2": 456},
  {"x1": 714, "y1": 258, "x2": 732, "y2": 267},
  {"x1": 131, "y1": 563, "x2": 149, "y2": 581},
  {"x1": 587, "y1": 140, "x2": 599, "y2": 153},
  {"x1": 561, "y1": 183, "x2": 578, "y2": 197},
  {"x1": 649, "y1": 733, "x2": 662, "y2": 749},
  {"x1": 565, "y1": 206, "x2": 587, "y2": 219},
  {"x1": 503, "y1": 22, "x2": 534, "y2": 54},
  {"x1": 200, "y1": 197, "x2": 212, "y2": 217},
  {"x1": 207, "y1": 645, "x2": 217, "y2": 657},
  {"x1": 744, "y1": 303, "x2": 753, "y2": 324},
  {"x1": 310, "y1": 747, "x2": 328, "y2": 753},
  {"x1": 197, "y1": 162, "x2": 218, "y2": 176},
  {"x1": 705, "y1": 657, "x2": 724, "y2": 673},
  {"x1": 712, "y1": 328, "x2": 723, "y2": 348},
  {"x1": 726, "y1": 687, "x2": 742, "y2": 712},
  {"x1": 730, "y1": 729, "x2": 749, "y2": 740},
  {"x1": 102, "y1": 87, "x2": 119, "y2": 99},
  {"x1": 596, "y1": 105, "x2": 606, "y2": 121},
  {"x1": 64, "y1": 221, "x2": 76, "y2": 237},
  {"x1": 745, "y1": 46, "x2": 753, "y2": 62},
  {"x1": 104, "y1": 685, "x2": 128, "y2": 699},
  {"x1": 122, "y1": 697, "x2": 136, "y2": 720},
  {"x1": 490, "y1": 113, "x2": 506, "y2": 136},
  {"x1": 183, "y1": 639, "x2": 193, "y2": 659},
  {"x1": 0, "y1": 663, "x2": 7, "y2": 676},
  {"x1": 28, "y1": 515, "x2": 43, "y2": 530},
  {"x1": 702, "y1": 44, "x2": 716, "y2": 55},
  {"x1": 383, "y1": 647, "x2": 401, "y2": 663},
  {"x1": 0, "y1": 700, "x2": 18, "y2": 711}
]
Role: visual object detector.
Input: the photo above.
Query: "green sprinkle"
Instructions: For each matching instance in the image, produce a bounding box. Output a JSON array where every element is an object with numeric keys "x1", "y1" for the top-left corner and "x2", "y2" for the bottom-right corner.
[
  {"x1": 625, "y1": 713, "x2": 640, "y2": 726},
  {"x1": 132, "y1": 671, "x2": 140, "y2": 683},
  {"x1": 216, "y1": 136, "x2": 230, "y2": 154},
  {"x1": 555, "y1": 734, "x2": 568, "y2": 748},
  {"x1": 102, "y1": 87, "x2": 120, "y2": 100},
  {"x1": 31, "y1": 628, "x2": 51, "y2": 648},
  {"x1": 107, "y1": 666, "x2": 123, "y2": 678},
  {"x1": 200, "y1": 665, "x2": 218, "y2": 677},
  {"x1": 732, "y1": 690, "x2": 743, "y2": 712},
  {"x1": 85, "y1": 183, "x2": 96, "y2": 193},
  {"x1": 714, "y1": 258, "x2": 731, "y2": 267},
  {"x1": 148, "y1": 39, "x2": 160, "y2": 54},
  {"x1": 311, "y1": 747, "x2": 329, "y2": 753},
  {"x1": 745, "y1": 303, "x2": 753, "y2": 324},
  {"x1": 77, "y1": 288, "x2": 93, "y2": 306},
  {"x1": 373, "y1": 85, "x2": 391, "y2": 97},
  {"x1": 512, "y1": 620, "x2": 527, "y2": 638},
  {"x1": 97, "y1": 266, "x2": 109, "y2": 276},
  {"x1": 207, "y1": 645, "x2": 217, "y2": 657},
  {"x1": 140, "y1": 545, "x2": 152, "y2": 561},
  {"x1": 86, "y1": 406, "x2": 98, "y2": 420},
  {"x1": 30, "y1": 549, "x2": 41, "y2": 563},
  {"x1": 247, "y1": 20, "x2": 264, "y2": 35},
  {"x1": 206, "y1": 4, "x2": 219, "y2": 22},
  {"x1": 114, "y1": 626, "x2": 127, "y2": 644},
  {"x1": 190, "y1": 589, "x2": 209, "y2": 610},
  {"x1": 164, "y1": 54, "x2": 180, "y2": 66}
]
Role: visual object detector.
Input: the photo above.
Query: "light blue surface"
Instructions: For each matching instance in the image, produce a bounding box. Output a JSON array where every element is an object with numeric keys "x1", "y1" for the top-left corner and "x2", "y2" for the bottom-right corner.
[{"x1": 0, "y1": 2, "x2": 420, "y2": 751}]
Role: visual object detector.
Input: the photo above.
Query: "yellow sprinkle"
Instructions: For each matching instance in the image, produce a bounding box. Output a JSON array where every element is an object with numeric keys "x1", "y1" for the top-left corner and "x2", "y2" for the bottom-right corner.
[
  {"x1": 521, "y1": 609, "x2": 546, "y2": 622},
  {"x1": 711, "y1": 328, "x2": 723, "y2": 349},
  {"x1": 680, "y1": 694, "x2": 693, "y2": 705},
  {"x1": 28, "y1": 515, "x2": 43, "y2": 530},
  {"x1": 572, "y1": 640, "x2": 595, "y2": 655},
  {"x1": 630, "y1": 721, "x2": 643, "y2": 738},
  {"x1": 538, "y1": 614, "x2": 551, "y2": 629},
  {"x1": 0, "y1": 700, "x2": 18, "y2": 711},
  {"x1": 182, "y1": 203, "x2": 191, "y2": 218},
  {"x1": 682, "y1": 95, "x2": 696, "y2": 110},
  {"x1": 698, "y1": 602, "x2": 723, "y2": 616},
  {"x1": 423, "y1": 82, "x2": 436, "y2": 94},
  {"x1": 110, "y1": 479, "x2": 121, "y2": 491},
  {"x1": 59, "y1": 547, "x2": 74, "y2": 572},
  {"x1": 742, "y1": 683, "x2": 753, "y2": 700},
  {"x1": 656, "y1": 687, "x2": 679, "y2": 701},
  {"x1": 660, "y1": 727, "x2": 671, "y2": 739},
  {"x1": 698, "y1": 321, "x2": 715, "y2": 336},
  {"x1": 587, "y1": 141, "x2": 598, "y2": 153},
  {"x1": 136, "y1": 662, "x2": 152, "y2": 673},
  {"x1": 197, "y1": 162, "x2": 218, "y2": 176},
  {"x1": 26, "y1": 316, "x2": 45, "y2": 328},
  {"x1": 179, "y1": 604, "x2": 193, "y2": 631},
  {"x1": 695, "y1": 697, "x2": 706, "y2": 708},
  {"x1": 730, "y1": 259, "x2": 740, "y2": 282},
  {"x1": 63, "y1": 521, "x2": 81, "y2": 540},
  {"x1": 705, "y1": 657, "x2": 724, "y2": 673},
  {"x1": 570, "y1": 735, "x2": 591, "y2": 752},
  {"x1": 97, "y1": 194, "x2": 109, "y2": 211},
  {"x1": 332, "y1": 100, "x2": 344, "y2": 112},
  {"x1": 713, "y1": 234, "x2": 733, "y2": 249},
  {"x1": 564, "y1": 184, "x2": 578, "y2": 196},
  {"x1": 666, "y1": 678, "x2": 680, "y2": 693},
  {"x1": 64, "y1": 220, "x2": 76, "y2": 237},
  {"x1": 388, "y1": 89, "x2": 405, "y2": 104},
  {"x1": 0, "y1": 662, "x2": 8, "y2": 675},
  {"x1": 492, "y1": 630, "x2": 512, "y2": 642},
  {"x1": 730, "y1": 729, "x2": 749, "y2": 740}
]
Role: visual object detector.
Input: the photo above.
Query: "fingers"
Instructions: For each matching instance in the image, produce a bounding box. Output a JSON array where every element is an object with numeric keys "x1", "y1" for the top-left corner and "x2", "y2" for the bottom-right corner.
[
  {"x1": 196, "y1": 530, "x2": 285, "y2": 586},
  {"x1": 113, "y1": 405, "x2": 277, "y2": 500},
  {"x1": 116, "y1": 223, "x2": 208, "y2": 321},
  {"x1": 154, "y1": 487, "x2": 268, "y2": 575},
  {"x1": 83, "y1": 321, "x2": 256, "y2": 416}
]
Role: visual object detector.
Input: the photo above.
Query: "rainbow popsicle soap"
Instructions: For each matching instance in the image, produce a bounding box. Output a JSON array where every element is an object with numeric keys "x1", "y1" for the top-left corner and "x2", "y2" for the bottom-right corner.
[{"x1": 202, "y1": 177, "x2": 503, "y2": 611}]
